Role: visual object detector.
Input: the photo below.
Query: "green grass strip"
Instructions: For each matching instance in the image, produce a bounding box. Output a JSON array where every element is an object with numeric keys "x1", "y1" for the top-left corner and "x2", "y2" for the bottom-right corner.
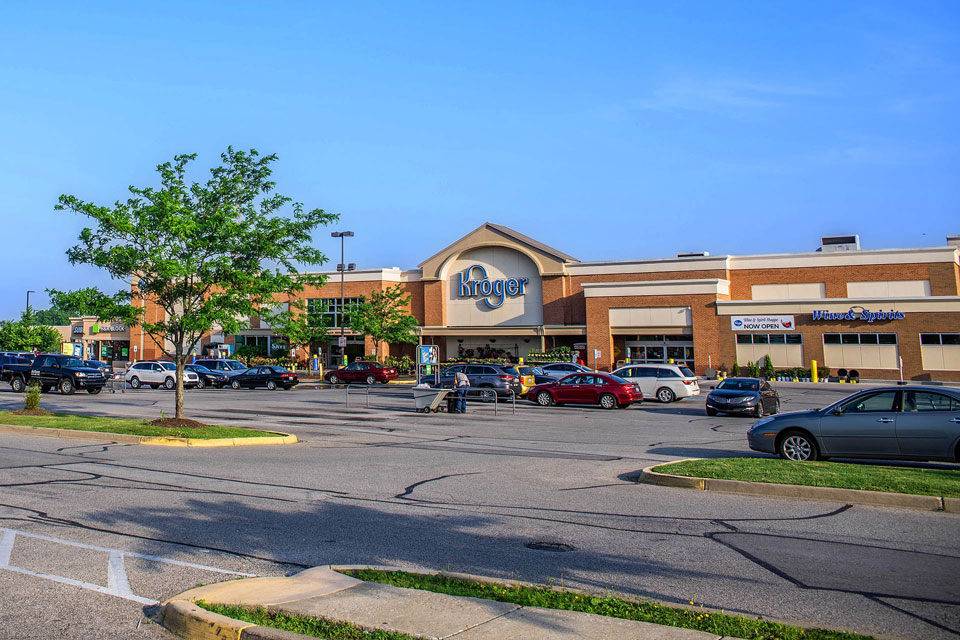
[
  {"x1": 655, "y1": 458, "x2": 960, "y2": 498},
  {"x1": 0, "y1": 412, "x2": 276, "y2": 439},
  {"x1": 340, "y1": 569, "x2": 873, "y2": 640},
  {"x1": 196, "y1": 601, "x2": 421, "y2": 640}
]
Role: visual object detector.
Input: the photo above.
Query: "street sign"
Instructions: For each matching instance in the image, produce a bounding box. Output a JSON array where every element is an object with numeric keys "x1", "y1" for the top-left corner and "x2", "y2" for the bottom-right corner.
[{"x1": 338, "y1": 336, "x2": 347, "y2": 348}]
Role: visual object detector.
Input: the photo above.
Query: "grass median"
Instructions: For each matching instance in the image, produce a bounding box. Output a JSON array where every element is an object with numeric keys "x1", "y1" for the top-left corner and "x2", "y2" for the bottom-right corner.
[
  {"x1": 196, "y1": 602, "x2": 420, "y2": 640},
  {"x1": 338, "y1": 569, "x2": 873, "y2": 640},
  {"x1": 655, "y1": 458, "x2": 960, "y2": 498},
  {"x1": 0, "y1": 411, "x2": 277, "y2": 439}
]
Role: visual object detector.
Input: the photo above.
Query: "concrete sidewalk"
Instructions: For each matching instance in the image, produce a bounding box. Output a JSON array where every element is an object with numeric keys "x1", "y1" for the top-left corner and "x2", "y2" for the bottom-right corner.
[{"x1": 160, "y1": 566, "x2": 745, "y2": 640}]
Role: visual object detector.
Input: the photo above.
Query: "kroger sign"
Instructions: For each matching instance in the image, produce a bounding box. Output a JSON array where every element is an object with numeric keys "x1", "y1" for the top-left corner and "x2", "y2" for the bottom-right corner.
[{"x1": 457, "y1": 264, "x2": 528, "y2": 309}]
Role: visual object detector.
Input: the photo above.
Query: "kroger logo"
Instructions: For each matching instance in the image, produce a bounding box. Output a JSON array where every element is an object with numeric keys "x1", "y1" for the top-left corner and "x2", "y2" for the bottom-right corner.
[
  {"x1": 733, "y1": 320, "x2": 743, "y2": 327},
  {"x1": 457, "y1": 264, "x2": 528, "y2": 309}
]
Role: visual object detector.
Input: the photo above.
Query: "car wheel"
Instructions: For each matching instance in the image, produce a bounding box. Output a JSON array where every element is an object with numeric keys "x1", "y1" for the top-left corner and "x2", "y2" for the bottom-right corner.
[
  {"x1": 10, "y1": 376, "x2": 24, "y2": 393},
  {"x1": 656, "y1": 387, "x2": 676, "y2": 403},
  {"x1": 195, "y1": 379, "x2": 205, "y2": 390},
  {"x1": 536, "y1": 391, "x2": 554, "y2": 406},
  {"x1": 267, "y1": 380, "x2": 277, "y2": 390},
  {"x1": 164, "y1": 377, "x2": 175, "y2": 390},
  {"x1": 706, "y1": 407, "x2": 718, "y2": 417},
  {"x1": 599, "y1": 393, "x2": 617, "y2": 410},
  {"x1": 59, "y1": 378, "x2": 74, "y2": 395},
  {"x1": 231, "y1": 379, "x2": 241, "y2": 390},
  {"x1": 87, "y1": 387, "x2": 101, "y2": 395},
  {"x1": 329, "y1": 374, "x2": 340, "y2": 385},
  {"x1": 478, "y1": 388, "x2": 496, "y2": 402},
  {"x1": 778, "y1": 430, "x2": 819, "y2": 461},
  {"x1": 755, "y1": 401, "x2": 764, "y2": 419},
  {"x1": 365, "y1": 375, "x2": 376, "y2": 385},
  {"x1": 130, "y1": 376, "x2": 141, "y2": 389}
]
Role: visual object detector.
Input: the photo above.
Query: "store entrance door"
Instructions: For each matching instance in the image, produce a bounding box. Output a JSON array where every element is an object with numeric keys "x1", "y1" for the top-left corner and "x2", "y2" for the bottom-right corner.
[{"x1": 626, "y1": 335, "x2": 694, "y2": 366}]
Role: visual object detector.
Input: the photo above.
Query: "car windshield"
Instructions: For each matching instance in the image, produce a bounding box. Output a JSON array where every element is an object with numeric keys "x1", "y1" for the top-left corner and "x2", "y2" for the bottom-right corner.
[
  {"x1": 270, "y1": 366, "x2": 291, "y2": 373},
  {"x1": 608, "y1": 374, "x2": 631, "y2": 385},
  {"x1": 717, "y1": 379, "x2": 759, "y2": 391},
  {"x1": 225, "y1": 360, "x2": 247, "y2": 370},
  {"x1": 500, "y1": 367, "x2": 519, "y2": 376},
  {"x1": 680, "y1": 367, "x2": 695, "y2": 377},
  {"x1": 189, "y1": 365, "x2": 211, "y2": 373},
  {"x1": 60, "y1": 357, "x2": 83, "y2": 367},
  {"x1": 86, "y1": 361, "x2": 106, "y2": 367}
]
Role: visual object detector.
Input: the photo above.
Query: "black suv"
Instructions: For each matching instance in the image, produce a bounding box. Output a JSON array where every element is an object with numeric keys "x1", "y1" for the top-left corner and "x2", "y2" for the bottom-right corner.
[
  {"x1": 422, "y1": 363, "x2": 523, "y2": 400},
  {"x1": 193, "y1": 358, "x2": 249, "y2": 378}
]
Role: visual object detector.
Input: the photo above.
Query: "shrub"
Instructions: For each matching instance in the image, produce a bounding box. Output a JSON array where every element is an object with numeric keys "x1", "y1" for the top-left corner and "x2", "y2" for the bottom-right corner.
[
  {"x1": 25, "y1": 383, "x2": 42, "y2": 411},
  {"x1": 763, "y1": 355, "x2": 775, "y2": 379},
  {"x1": 732, "y1": 362, "x2": 741, "y2": 377}
]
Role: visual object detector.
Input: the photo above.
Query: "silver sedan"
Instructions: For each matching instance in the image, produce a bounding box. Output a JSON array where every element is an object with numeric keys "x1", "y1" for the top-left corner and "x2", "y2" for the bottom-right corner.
[{"x1": 747, "y1": 386, "x2": 960, "y2": 461}]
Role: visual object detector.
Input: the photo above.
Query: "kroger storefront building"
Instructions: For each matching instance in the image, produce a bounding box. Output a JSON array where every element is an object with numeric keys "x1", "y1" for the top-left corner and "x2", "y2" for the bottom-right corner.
[{"x1": 134, "y1": 223, "x2": 960, "y2": 381}]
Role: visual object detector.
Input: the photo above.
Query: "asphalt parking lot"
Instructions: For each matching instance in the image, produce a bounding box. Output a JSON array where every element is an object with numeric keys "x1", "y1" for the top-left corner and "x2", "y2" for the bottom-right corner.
[{"x1": 0, "y1": 382, "x2": 957, "y2": 639}]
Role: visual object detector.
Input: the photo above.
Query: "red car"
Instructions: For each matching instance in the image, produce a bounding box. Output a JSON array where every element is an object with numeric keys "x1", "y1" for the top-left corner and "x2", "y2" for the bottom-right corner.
[
  {"x1": 324, "y1": 361, "x2": 399, "y2": 384},
  {"x1": 527, "y1": 373, "x2": 643, "y2": 409}
]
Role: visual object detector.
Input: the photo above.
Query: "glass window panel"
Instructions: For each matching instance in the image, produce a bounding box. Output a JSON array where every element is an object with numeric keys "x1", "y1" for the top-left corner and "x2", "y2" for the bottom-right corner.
[
  {"x1": 859, "y1": 334, "x2": 879, "y2": 345},
  {"x1": 941, "y1": 334, "x2": 960, "y2": 345},
  {"x1": 904, "y1": 391, "x2": 953, "y2": 412},
  {"x1": 841, "y1": 391, "x2": 898, "y2": 413},
  {"x1": 823, "y1": 334, "x2": 841, "y2": 345},
  {"x1": 786, "y1": 334, "x2": 803, "y2": 344},
  {"x1": 920, "y1": 334, "x2": 941, "y2": 345},
  {"x1": 768, "y1": 334, "x2": 786, "y2": 344},
  {"x1": 736, "y1": 334, "x2": 752, "y2": 344},
  {"x1": 841, "y1": 334, "x2": 860, "y2": 344},
  {"x1": 753, "y1": 334, "x2": 769, "y2": 344},
  {"x1": 878, "y1": 334, "x2": 898, "y2": 345}
]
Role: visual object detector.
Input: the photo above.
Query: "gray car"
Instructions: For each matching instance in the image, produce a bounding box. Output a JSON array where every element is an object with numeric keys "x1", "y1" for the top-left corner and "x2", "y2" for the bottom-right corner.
[
  {"x1": 748, "y1": 386, "x2": 960, "y2": 462},
  {"x1": 539, "y1": 362, "x2": 594, "y2": 376},
  {"x1": 423, "y1": 363, "x2": 523, "y2": 400}
]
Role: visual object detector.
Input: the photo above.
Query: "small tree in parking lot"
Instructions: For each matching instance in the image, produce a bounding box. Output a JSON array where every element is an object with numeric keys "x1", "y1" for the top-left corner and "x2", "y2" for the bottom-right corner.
[
  {"x1": 762, "y1": 354, "x2": 775, "y2": 379},
  {"x1": 732, "y1": 362, "x2": 741, "y2": 377},
  {"x1": 49, "y1": 148, "x2": 336, "y2": 419},
  {"x1": 349, "y1": 284, "x2": 419, "y2": 362}
]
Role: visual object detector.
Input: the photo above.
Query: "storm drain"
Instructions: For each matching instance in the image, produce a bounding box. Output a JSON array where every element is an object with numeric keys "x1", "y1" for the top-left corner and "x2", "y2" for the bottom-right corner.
[{"x1": 524, "y1": 541, "x2": 575, "y2": 552}]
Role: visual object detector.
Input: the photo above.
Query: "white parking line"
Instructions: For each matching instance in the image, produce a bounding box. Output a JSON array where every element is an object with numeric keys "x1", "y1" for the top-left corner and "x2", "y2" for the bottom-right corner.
[{"x1": 0, "y1": 527, "x2": 255, "y2": 604}]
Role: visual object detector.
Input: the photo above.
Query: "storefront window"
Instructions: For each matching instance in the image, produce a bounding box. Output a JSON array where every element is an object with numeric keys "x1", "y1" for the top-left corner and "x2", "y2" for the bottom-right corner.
[
  {"x1": 919, "y1": 334, "x2": 960, "y2": 371},
  {"x1": 823, "y1": 334, "x2": 899, "y2": 370}
]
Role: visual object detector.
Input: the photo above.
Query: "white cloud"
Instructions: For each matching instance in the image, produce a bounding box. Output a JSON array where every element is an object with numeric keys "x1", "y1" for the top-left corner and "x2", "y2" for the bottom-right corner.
[{"x1": 627, "y1": 78, "x2": 820, "y2": 112}]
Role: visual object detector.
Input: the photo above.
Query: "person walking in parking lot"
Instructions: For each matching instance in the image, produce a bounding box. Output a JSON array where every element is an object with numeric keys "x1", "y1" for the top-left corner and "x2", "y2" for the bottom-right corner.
[{"x1": 454, "y1": 370, "x2": 470, "y2": 413}]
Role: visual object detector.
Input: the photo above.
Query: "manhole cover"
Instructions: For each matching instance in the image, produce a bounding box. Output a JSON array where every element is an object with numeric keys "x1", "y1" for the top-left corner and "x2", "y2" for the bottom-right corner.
[{"x1": 524, "y1": 541, "x2": 575, "y2": 552}]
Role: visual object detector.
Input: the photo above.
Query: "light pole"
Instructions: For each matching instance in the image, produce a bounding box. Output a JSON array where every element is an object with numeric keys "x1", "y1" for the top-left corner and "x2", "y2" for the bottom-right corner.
[
  {"x1": 330, "y1": 231, "x2": 355, "y2": 365},
  {"x1": 26, "y1": 290, "x2": 35, "y2": 315}
]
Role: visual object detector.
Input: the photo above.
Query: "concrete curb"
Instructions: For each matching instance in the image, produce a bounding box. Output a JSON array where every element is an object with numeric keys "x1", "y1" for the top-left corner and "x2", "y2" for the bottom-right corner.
[
  {"x1": 160, "y1": 565, "x2": 752, "y2": 640},
  {"x1": 0, "y1": 423, "x2": 298, "y2": 447},
  {"x1": 637, "y1": 460, "x2": 958, "y2": 513}
]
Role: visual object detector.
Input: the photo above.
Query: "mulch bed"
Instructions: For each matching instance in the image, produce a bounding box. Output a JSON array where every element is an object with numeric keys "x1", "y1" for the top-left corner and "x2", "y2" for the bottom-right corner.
[
  {"x1": 11, "y1": 408, "x2": 52, "y2": 416},
  {"x1": 148, "y1": 417, "x2": 212, "y2": 429}
]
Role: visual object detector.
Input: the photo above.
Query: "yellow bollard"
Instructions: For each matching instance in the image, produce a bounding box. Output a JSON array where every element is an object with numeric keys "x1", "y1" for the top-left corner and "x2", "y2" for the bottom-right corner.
[{"x1": 811, "y1": 360, "x2": 818, "y2": 384}]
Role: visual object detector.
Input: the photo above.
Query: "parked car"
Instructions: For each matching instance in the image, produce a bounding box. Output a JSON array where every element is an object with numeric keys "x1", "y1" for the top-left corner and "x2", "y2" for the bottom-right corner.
[
  {"x1": 611, "y1": 363, "x2": 699, "y2": 403},
  {"x1": 421, "y1": 363, "x2": 522, "y2": 400},
  {"x1": 539, "y1": 362, "x2": 595, "y2": 376},
  {"x1": 83, "y1": 360, "x2": 112, "y2": 376},
  {"x1": 184, "y1": 363, "x2": 229, "y2": 389},
  {"x1": 0, "y1": 354, "x2": 33, "y2": 374},
  {"x1": 325, "y1": 361, "x2": 399, "y2": 385},
  {"x1": 229, "y1": 365, "x2": 299, "y2": 390},
  {"x1": 3, "y1": 353, "x2": 107, "y2": 394},
  {"x1": 125, "y1": 361, "x2": 199, "y2": 390},
  {"x1": 748, "y1": 386, "x2": 960, "y2": 462},
  {"x1": 192, "y1": 358, "x2": 249, "y2": 379},
  {"x1": 515, "y1": 365, "x2": 557, "y2": 394},
  {"x1": 706, "y1": 377, "x2": 780, "y2": 418},
  {"x1": 527, "y1": 373, "x2": 642, "y2": 409}
]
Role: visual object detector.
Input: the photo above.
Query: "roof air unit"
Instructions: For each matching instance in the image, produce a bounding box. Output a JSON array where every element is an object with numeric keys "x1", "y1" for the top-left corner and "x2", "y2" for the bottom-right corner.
[{"x1": 818, "y1": 235, "x2": 860, "y2": 252}]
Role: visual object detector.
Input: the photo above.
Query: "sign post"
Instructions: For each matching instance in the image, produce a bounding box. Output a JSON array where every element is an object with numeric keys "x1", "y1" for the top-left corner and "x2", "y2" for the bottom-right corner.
[{"x1": 418, "y1": 345, "x2": 440, "y2": 386}]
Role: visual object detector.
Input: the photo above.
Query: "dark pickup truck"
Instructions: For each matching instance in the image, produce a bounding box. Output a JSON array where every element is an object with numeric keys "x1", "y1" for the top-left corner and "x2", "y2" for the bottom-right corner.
[{"x1": 3, "y1": 354, "x2": 107, "y2": 394}]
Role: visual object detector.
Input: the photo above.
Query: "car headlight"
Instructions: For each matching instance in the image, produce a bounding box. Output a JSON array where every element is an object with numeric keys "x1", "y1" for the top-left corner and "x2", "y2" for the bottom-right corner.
[
  {"x1": 75, "y1": 372, "x2": 87, "y2": 377},
  {"x1": 736, "y1": 396, "x2": 756, "y2": 403}
]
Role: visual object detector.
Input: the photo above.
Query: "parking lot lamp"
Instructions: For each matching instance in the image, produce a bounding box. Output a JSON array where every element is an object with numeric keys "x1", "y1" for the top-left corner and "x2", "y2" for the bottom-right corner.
[
  {"x1": 26, "y1": 290, "x2": 35, "y2": 315},
  {"x1": 330, "y1": 231, "x2": 355, "y2": 360}
]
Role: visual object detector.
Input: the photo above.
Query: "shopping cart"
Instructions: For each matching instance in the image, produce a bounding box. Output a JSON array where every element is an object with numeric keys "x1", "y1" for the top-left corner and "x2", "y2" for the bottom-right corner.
[
  {"x1": 412, "y1": 387, "x2": 451, "y2": 413},
  {"x1": 106, "y1": 372, "x2": 126, "y2": 394}
]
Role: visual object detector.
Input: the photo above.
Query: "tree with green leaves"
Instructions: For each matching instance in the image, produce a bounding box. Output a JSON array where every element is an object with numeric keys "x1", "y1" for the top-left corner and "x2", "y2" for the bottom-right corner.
[
  {"x1": 349, "y1": 284, "x2": 418, "y2": 361},
  {"x1": 762, "y1": 354, "x2": 776, "y2": 379},
  {"x1": 0, "y1": 310, "x2": 63, "y2": 353},
  {"x1": 50, "y1": 148, "x2": 336, "y2": 418},
  {"x1": 259, "y1": 300, "x2": 332, "y2": 362}
]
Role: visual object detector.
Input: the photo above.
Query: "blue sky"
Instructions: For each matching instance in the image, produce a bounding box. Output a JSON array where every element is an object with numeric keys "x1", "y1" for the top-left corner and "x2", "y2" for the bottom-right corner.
[{"x1": 1, "y1": 1, "x2": 957, "y2": 319}]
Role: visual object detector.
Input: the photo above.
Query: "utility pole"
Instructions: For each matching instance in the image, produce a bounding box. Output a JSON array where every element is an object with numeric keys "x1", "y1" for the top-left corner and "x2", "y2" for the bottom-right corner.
[{"x1": 330, "y1": 231, "x2": 355, "y2": 365}]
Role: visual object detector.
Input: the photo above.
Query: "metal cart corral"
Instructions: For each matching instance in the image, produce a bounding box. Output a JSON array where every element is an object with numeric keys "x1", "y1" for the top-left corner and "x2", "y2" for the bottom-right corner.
[
  {"x1": 106, "y1": 372, "x2": 126, "y2": 393},
  {"x1": 412, "y1": 387, "x2": 451, "y2": 413}
]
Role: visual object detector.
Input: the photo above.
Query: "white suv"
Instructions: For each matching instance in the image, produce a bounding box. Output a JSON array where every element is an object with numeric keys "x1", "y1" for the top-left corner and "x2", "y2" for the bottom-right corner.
[
  {"x1": 611, "y1": 363, "x2": 700, "y2": 403},
  {"x1": 125, "y1": 361, "x2": 199, "y2": 390}
]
